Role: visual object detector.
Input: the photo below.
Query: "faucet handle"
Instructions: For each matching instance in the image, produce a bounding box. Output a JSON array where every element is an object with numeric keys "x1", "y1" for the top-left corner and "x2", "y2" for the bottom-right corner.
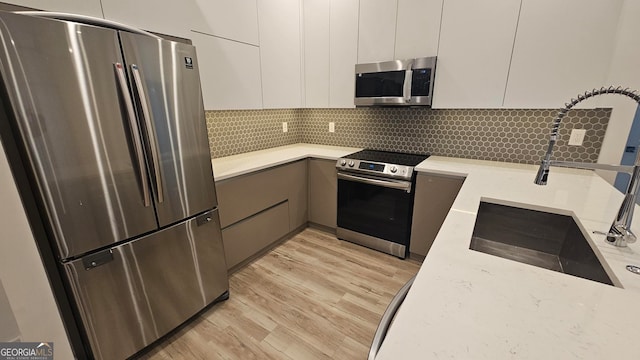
[{"x1": 594, "y1": 226, "x2": 637, "y2": 247}]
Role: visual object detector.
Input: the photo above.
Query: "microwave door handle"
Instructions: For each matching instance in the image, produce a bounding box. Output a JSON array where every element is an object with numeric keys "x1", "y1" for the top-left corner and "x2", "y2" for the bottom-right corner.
[
  {"x1": 113, "y1": 63, "x2": 151, "y2": 207},
  {"x1": 130, "y1": 64, "x2": 164, "y2": 204},
  {"x1": 403, "y1": 69, "x2": 413, "y2": 103}
]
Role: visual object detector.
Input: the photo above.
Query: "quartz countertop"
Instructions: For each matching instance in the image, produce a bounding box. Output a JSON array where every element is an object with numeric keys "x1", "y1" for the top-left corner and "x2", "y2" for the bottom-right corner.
[
  {"x1": 377, "y1": 156, "x2": 640, "y2": 359},
  {"x1": 211, "y1": 145, "x2": 640, "y2": 358},
  {"x1": 211, "y1": 144, "x2": 361, "y2": 181}
]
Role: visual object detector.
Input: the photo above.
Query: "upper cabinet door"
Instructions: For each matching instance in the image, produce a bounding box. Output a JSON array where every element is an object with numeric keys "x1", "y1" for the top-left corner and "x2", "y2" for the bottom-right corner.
[
  {"x1": 191, "y1": 32, "x2": 263, "y2": 110},
  {"x1": 1, "y1": 0, "x2": 103, "y2": 16},
  {"x1": 101, "y1": 0, "x2": 208, "y2": 39},
  {"x1": 503, "y1": 0, "x2": 623, "y2": 108},
  {"x1": 120, "y1": 33, "x2": 218, "y2": 226},
  {"x1": 257, "y1": 0, "x2": 303, "y2": 109},
  {"x1": 191, "y1": 0, "x2": 260, "y2": 46},
  {"x1": 329, "y1": 0, "x2": 359, "y2": 108},
  {"x1": 394, "y1": 0, "x2": 443, "y2": 60},
  {"x1": 432, "y1": 0, "x2": 520, "y2": 108},
  {"x1": 303, "y1": 0, "x2": 330, "y2": 108},
  {"x1": 357, "y1": 0, "x2": 397, "y2": 63}
]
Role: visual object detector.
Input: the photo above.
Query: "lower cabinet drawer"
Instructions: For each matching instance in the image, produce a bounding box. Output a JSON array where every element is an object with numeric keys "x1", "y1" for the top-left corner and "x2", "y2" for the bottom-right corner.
[{"x1": 221, "y1": 201, "x2": 290, "y2": 269}]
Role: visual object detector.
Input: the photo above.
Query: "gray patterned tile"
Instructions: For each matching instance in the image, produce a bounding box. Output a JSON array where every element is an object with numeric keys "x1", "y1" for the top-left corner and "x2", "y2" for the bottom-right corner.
[{"x1": 205, "y1": 107, "x2": 611, "y2": 164}]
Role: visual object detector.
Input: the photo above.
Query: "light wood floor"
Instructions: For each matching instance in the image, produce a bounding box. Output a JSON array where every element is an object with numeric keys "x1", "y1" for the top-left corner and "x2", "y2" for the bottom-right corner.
[{"x1": 140, "y1": 228, "x2": 421, "y2": 360}]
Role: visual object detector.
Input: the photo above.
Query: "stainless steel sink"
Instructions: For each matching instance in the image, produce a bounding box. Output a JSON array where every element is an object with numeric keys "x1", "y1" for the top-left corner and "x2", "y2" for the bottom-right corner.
[{"x1": 470, "y1": 202, "x2": 614, "y2": 286}]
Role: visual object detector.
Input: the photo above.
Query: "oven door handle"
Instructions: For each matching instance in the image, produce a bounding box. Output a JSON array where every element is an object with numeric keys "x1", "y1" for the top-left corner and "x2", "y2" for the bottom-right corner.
[{"x1": 338, "y1": 172, "x2": 412, "y2": 193}]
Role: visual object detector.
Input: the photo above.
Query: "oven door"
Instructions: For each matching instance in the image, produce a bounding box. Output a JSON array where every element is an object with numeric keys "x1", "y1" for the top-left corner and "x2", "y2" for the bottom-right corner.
[{"x1": 337, "y1": 172, "x2": 414, "y2": 258}]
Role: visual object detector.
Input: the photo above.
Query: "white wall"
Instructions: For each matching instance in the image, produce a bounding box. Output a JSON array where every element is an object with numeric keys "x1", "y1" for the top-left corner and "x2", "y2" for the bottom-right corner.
[
  {"x1": 0, "y1": 140, "x2": 74, "y2": 359},
  {"x1": 597, "y1": 0, "x2": 640, "y2": 184}
]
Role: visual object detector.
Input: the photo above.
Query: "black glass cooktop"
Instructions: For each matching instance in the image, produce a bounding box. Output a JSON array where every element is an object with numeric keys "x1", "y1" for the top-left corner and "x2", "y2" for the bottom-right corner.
[{"x1": 343, "y1": 150, "x2": 430, "y2": 166}]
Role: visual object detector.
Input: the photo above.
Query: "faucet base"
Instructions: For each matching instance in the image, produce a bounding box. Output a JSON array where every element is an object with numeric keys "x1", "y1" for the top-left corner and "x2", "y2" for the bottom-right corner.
[{"x1": 606, "y1": 235, "x2": 629, "y2": 247}]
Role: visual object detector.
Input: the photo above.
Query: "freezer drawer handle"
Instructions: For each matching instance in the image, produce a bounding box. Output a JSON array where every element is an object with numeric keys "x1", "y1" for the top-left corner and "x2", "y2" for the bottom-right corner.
[
  {"x1": 196, "y1": 211, "x2": 215, "y2": 227},
  {"x1": 131, "y1": 64, "x2": 164, "y2": 204},
  {"x1": 82, "y1": 249, "x2": 114, "y2": 270},
  {"x1": 113, "y1": 63, "x2": 151, "y2": 207}
]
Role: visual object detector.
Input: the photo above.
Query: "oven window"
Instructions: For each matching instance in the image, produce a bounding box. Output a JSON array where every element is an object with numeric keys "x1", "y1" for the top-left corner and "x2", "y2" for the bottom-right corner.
[
  {"x1": 355, "y1": 71, "x2": 405, "y2": 98},
  {"x1": 337, "y1": 178, "x2": 413, "y2": 245}
]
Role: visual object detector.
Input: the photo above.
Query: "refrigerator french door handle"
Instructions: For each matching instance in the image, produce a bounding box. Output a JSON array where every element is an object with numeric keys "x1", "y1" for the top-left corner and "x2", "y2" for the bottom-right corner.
[
  {"x1": 114, "y1": 63, "x2": 151, "y2": 207},
  {"x1": 130, "y1": 64, "x2": 164, "y2": 203}
]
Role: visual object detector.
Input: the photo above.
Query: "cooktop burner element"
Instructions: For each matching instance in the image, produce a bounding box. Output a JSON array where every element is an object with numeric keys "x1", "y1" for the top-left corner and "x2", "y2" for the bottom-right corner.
[
  {"x1": 336, "y1": 149, "x2": 430, "y2": 181},
  {"x1": 343, "y1": 150, "x2": 430, "y2": 166}
]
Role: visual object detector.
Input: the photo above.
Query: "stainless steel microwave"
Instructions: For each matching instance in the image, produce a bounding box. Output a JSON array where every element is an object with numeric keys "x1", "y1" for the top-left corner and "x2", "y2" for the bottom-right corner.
[{"x1": 354, "y1": 56, "x2": 436, "y2": 106}]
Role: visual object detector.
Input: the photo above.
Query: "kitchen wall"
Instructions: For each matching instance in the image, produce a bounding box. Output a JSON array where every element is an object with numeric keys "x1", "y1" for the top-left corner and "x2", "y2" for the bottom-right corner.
[
  {"x1": 206, "y1": 109, "x2": 303, "y2": 158},
  {"x1": 206, "y1": 107, "x2": 611, "y2": 164},
  {"x1": 0, "y1": 140, "x2": 74, "y2": 359}
]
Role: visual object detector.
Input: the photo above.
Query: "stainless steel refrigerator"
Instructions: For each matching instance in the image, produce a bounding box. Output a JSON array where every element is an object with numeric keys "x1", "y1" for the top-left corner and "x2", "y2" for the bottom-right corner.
[{"x1": 0, "y1": 11, "x2": 228, "y2": 360}]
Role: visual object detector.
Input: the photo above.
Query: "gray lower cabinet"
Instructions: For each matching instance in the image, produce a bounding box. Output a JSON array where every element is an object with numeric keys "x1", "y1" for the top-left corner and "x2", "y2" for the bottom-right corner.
[
  {"x1": 216, "y1": 163, "x2": 289, "y2": 228},
  {"x1": 221, "y1": 202, "x2": 290, "y2": 270},
  {"x1": 216, "y1": 160, "x2": 307, "y2": 270},
  {"x1": 410, "y1": 173, "x2": 465, "y2": 258},
  {"x1": 284, "y1": 159, "x2": 308, "y2": 230},
  {"x1": 308, "y1": 158, "x2": 337, "y2": 229}
]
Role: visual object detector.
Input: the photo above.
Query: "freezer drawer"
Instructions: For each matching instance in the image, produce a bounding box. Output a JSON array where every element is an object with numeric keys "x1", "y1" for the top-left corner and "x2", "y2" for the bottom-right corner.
[{"x1": 64, "y1": 210, "x2": 228, "y2": 360}]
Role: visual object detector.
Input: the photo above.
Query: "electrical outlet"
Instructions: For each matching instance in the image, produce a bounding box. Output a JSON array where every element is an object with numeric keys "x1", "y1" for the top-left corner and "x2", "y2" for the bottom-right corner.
[
  {"x1": 329, "y1": 122, "x2": 335, "y2": 133},
  {"x1": 282, "y1": 122, "x2": 288, "y2": 133},
  {"x1": 568, "y1": 129, "x2": 586, "y2": 146}
]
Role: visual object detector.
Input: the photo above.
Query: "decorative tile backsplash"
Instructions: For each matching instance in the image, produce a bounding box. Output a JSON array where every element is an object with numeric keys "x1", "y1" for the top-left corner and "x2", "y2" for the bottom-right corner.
[
  {"x1": 205, "y1": 109, "x2": 302, "y2": 158},
  {"x1": 206, "y1": 108, "x2": 611, "y2": 164}
]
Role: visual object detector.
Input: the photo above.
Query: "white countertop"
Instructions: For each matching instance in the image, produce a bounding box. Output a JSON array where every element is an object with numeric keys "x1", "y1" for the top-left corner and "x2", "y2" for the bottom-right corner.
[
  {"x1": 211, "y1": 143, "x2": 361, "y2": 181},
  {"x1": 211, "y1": 145, "x2": 640, "y2": 358},
  {"x1": 377, "y1": 156, "x2": 640, "y2": 359}
]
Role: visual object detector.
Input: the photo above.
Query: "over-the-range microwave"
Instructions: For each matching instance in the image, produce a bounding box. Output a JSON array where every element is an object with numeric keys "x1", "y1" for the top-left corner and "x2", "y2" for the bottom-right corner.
[{"x1": 354, "y1": 56, "x2": 436, "y2": 107}]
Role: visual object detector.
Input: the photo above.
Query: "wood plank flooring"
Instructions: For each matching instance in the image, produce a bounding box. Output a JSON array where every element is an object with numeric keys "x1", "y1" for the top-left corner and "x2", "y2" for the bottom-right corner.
[{"x1": 139, "y1": 228, "x2": 421, "y2": 360}]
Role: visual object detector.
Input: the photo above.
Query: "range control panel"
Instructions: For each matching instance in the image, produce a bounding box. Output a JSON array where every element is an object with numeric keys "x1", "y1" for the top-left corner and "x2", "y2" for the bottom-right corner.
[{"x1": 335, "y1": 158, "x2": 413, "y2": 180}]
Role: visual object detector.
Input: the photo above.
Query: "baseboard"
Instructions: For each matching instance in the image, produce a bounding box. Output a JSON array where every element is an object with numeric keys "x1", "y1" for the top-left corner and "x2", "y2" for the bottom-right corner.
[
  {"x1": 409, "y1": 252, "x2": 426, "y2": 263},
  {"x1": 227, "y1": 223, "x2": 308, "y2": 275},
  {"x1": 307, "y1": 222, "x2": 336, "y2": 234}
]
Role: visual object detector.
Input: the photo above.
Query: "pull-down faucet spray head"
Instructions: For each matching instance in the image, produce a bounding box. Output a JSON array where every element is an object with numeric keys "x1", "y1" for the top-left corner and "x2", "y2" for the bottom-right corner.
[{"x1": 534, "y1": 161, "x2": 550, "y2": 185}]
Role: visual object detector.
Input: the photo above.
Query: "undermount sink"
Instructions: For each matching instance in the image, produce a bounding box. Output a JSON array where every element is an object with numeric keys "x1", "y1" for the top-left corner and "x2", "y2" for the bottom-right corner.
[{"x1": 470, "y1": 202, "x2": 614, "y2": 286}]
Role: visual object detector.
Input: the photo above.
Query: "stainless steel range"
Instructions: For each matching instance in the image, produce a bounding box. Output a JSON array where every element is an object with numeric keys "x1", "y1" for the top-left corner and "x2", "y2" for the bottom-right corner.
[{"x1": 336, "y1": 150, "x2": 430, "y2": 258}]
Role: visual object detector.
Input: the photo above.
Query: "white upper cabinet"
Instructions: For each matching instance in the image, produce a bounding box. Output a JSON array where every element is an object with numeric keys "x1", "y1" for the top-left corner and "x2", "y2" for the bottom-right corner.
[
  {"x1": 192, "y1": 0, "x2": 260, "y2": 46},
  {"x1": 257, "y1": 0, "x2": 302, "y2": 109},
  {"x1": 329, "y1": 0, "x2": 359, "y2": 108},
  {"x1": 101, "y1": 0, "x2": 207, "y2": 39},
  {"x1": 191, "y1": 32, "x2": 263, "y2": 110},
  {"x1": 394, "y1": 0, "x2": 443, "y2": 60},
  {"x1": 303, "y1": 0, "x2": 330, "y2": 108},
  {"x1": 432, "y1": 0, "x2": 520, "y2": 108},
  {"x1": 357, "y1": 0, "x2": 397, "y2": 63},
  {"x1": 503, "y1": 0, "x2": 623, "y2": 108},
  {"x1": 2, "y1": 0, "x2": 103, "y2": 17}
]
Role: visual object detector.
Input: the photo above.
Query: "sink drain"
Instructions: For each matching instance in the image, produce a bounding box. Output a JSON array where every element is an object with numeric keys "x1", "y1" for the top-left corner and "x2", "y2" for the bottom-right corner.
[{"x1": 626, "y1": 265, "x2": 640, "y2": 275}]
